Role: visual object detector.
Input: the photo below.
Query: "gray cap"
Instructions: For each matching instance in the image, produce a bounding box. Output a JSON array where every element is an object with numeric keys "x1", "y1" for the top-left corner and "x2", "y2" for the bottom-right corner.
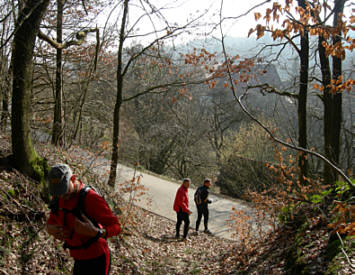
[{"x1": 48, "y1": 164, "x2": 72, "y2": 196}]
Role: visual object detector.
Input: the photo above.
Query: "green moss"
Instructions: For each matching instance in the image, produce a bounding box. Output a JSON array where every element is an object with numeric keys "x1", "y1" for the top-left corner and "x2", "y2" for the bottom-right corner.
[
  {"x1": 285, "y1": 243, "x2": 307, "y2": 274},
  {"x1": 30, "y1": 156, "x2": 50, "y2": 202},
  {"x1": 284, "y1": 220, "x2": 312, "y2": 274},
  {"x1": 31, "y1": 156, "x2": 49, "y2": 181},
  {"x1": 278, "y1": 204, "x2": 295, "y2": 224},
  {"x1": 325, "y1": 261, "x2": 341, "y2": 275},
  {"x1": 325, "y1": 239, "x2": 341, "y2": 262},
  {"x1": 325, "y1": 236, "x2": 354, "y2": 274},
  {"x1": 190, "y1": 268, "x2": 201, "y2": 274}
]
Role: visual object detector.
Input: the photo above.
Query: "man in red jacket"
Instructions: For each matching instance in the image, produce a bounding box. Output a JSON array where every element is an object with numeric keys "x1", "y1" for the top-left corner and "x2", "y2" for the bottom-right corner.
[
  {"x1": 46, "y1": 164, "x2": 121, "y2": 275},
  {"x1": 173, "y1": 178, "x2": 192, "y2": 240}
]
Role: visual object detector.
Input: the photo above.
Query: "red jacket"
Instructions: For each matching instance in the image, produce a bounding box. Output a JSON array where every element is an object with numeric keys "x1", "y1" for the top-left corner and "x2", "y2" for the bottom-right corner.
[
  {"x1": 173, "y1": 184, "x2": 189, "y2": 213},
  {"x1": 47, "y1": 182, "x2": 121, "y2": 260}
]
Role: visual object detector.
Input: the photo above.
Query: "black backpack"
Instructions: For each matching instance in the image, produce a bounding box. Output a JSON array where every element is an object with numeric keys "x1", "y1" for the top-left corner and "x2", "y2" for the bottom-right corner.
[
  {"x1": 194, "y1": 187, "x2": 203, "y2": 205},
  {"x1": 49, "y1": 186, "x2": 102, "y2": 250}
]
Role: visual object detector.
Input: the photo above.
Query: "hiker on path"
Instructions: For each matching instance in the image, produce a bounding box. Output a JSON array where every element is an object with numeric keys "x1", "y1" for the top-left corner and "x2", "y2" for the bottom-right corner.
[
  {"x1": 194, "y1": 178, "x2": 212, "y2": 234},
  {"x1": 46, "y1": 164, "x2": 121, "y2": 275},
  {"x1": 173, "y1": 178, "x2": 192, "y2": 240}
]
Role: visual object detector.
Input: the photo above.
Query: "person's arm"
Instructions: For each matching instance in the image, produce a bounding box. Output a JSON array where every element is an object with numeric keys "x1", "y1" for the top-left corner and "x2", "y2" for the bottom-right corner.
[
  {"x1": 180, "y1": 189, "x2": 191, "y2": 213},
  {"x1": 47, "y1": 212, "x2": 71, "y2": 239},
  {"x1": 84, "y1": 190, "x2": 121, "y2": 238},
  {"x1": 201, "y1": 188, "x2": 209, "y2": 203},
  {"x1": 47, "y1": 224, "x2": 65, "y2": 240}
]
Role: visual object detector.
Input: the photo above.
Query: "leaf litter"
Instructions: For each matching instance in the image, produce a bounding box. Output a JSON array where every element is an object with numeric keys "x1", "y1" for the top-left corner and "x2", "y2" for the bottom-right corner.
[{"x1": 0, "y1": 134, "x2": 353, "y2": 274}]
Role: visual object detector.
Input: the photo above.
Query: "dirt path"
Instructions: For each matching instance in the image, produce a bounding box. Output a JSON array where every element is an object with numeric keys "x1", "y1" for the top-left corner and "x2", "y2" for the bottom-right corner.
[{"x1": 86, "y1": 156, "x2": 264, "y2": 240}]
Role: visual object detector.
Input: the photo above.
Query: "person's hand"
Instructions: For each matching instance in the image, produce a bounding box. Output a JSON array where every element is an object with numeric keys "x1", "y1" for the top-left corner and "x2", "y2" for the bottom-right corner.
[
  {"x1": 74, "y1": 213, "x2": 99, "y2": 237},
  {"x1": 47, "y1": 224, "x2": 71, "y2": 240},
  {"x1": 188, "y1": 210, "x2": 192, "y2": 215}
]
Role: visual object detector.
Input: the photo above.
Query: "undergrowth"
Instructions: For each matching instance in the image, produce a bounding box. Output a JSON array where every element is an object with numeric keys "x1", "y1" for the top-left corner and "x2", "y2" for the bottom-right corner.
[{"x1": 0, "y1": 134, "x2": 353, "y2": 274}]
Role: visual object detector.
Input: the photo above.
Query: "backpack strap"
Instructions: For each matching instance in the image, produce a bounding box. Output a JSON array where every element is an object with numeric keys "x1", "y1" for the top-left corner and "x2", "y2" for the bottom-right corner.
[
  {"x1": 49, "y1": 186, "x2": 91, "y2": 218},
  {"x1": 49, "y1": 186, "x2": 102, "y2": 250},
  {"x1": 54, "y1": 186, "x2": 91, "y2": 220},
  {"x1": 194, "y1": 186, "x2": 202, "y2": 205},
  {"x1": 75, "y1": 186, "x2": 91, "y2": 220}
]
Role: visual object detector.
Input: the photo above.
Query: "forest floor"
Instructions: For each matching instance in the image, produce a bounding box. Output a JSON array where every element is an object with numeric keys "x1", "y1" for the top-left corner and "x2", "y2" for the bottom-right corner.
[{"x1": 0, "y1": 134, "x2": 353, "y2": 274}]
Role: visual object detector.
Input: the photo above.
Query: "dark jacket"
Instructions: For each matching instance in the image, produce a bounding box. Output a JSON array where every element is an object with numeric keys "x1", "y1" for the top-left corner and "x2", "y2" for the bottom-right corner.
[{"x1": 195, "y1": 185, "x2": 211, "y2": 207}]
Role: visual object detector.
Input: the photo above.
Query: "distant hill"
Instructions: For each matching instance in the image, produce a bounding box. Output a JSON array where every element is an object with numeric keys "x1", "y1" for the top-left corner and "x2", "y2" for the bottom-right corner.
[{"x1": 175, "y1": 32, "x2": 355, "y2": 82}]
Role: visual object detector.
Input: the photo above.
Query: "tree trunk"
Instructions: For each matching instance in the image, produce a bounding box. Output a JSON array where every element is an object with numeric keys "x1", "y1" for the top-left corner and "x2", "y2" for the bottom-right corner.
[
  {"x1": 1, "y1": 69, "x2": 10, "y2": 132},
  {"x1": 320, "y1": 0, "x2": 345, "y2": 186},
  {"x1": 329, "y1": 0, "x2": 344, "y2": 179},
  {"x1": 52, "y1": 0, "x2": 64, "y2": 146},
  {"x1": 0, "y1": 15, "x2": 11, "y2": 133},
  {"x1": 297, "y1": 0, "x2": 309, "y2": 184},
  {"x1": 11, "y1": 0, "x2": 50, "y2": 181},
  {"x1": 318, "y1": 33, "x2": 332, "y2": 184},
  {"x1": 108, "y1": 0, "x2": 130, "y2": 186}
]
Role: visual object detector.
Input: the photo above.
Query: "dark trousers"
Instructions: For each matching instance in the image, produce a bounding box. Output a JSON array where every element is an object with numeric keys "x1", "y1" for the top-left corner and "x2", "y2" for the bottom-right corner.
[
  {"x1": 195, "y1": 204, "x2": 209, "y2": 231},
  {"x1": 176, "y1": 210, "x2": 190, "y2": 238},
  {"x1": 73, "y1": 252, "x2": 111, "y2": 275}
]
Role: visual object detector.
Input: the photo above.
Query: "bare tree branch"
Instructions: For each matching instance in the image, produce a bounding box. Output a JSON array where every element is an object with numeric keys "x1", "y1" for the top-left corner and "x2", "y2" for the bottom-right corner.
[
  {"x1": 221, "y1": 0, "x2": 271, "y2": 22},
  {"x1": 336, "y1": 232, "x2": 355, "y2": 270},
  {"x1": 0, "y1": 9, "x2": 12, "y2": 24},
  {"x1": 81, "y1": 0, "x2": 88, "y2": 15},
  {"x1": 38, "y1": 28, "x2": 98, "y2": 49},
  {"x1": 123, "y1": 76, "x2": 214, "y2": 102},
  {"x1": 247, "y1": 83, "x2": 299, "y2": 99},
  {"x1": 0, "y1": 1, "x2": 42, "y2": 50},
  {"x1": 218, "y1": 0, "x2": 355, "y2": 191},
  {"x1": 122, "y1": 18, "x2": 203, "y2": 78}
]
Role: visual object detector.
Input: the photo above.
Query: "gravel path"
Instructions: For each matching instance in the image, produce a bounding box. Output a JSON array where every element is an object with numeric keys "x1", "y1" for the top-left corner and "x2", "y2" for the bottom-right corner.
[{"x1": 83, "y1": 154, "x2": 264, "y2": 240}]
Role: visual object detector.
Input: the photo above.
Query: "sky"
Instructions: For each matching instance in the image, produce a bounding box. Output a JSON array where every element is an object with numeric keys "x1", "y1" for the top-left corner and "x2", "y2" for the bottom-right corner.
[
  {"x1": 100, "y1": 0, "x2": 267, "y2": 44},
  {"x1": 99, "y1": 0, "x2": 354, "y2": 53},
  {"x1": 149, "y1": 0, "x2": 266, "y2": 38}
]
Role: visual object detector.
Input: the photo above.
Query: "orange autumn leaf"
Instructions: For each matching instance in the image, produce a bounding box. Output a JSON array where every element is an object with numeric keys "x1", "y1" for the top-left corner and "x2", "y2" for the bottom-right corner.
[
  {"x1": 256, "y1": 24, "x2": 266, "y2": 39},
  {"x1": 254, "y1": 12, "x2": 262, "y2": 21},
  {"x1": 313, "y1": 83, "x2": 320, "y2": 89},
  {"x1": 210, "y1": 80, "x2": 216, "y2": 89}
]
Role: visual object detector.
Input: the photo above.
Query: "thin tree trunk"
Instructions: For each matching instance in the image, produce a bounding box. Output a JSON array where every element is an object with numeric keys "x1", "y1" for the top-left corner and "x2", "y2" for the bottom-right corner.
[
  {"x1": 11, "y1": 0, "x2": 50, "y2": 181},
  {"x1": 108, "y1": 0, "x2": 129, "y2": 186},
  {"x1": 0, "y1": 17, "x2": 11, "y2": 133},
  {"x1": 1, "y1": 69, "x2": 10, "y2": 132},
  {"x1": 52, "y1": 0, "x2": 64, "y2": 145},
  {"x1": 318, "y1": 33, "x2": 332, "y2": 183},
  {"x1": 330, "y1": 0, "x2": 344, "y2": 177},
  {"x1": 321, "y1": 0, "x2": 345, "y2": 186},
  {"x1": 297, "y1": 0, "x2": 309, "y2": 184}
]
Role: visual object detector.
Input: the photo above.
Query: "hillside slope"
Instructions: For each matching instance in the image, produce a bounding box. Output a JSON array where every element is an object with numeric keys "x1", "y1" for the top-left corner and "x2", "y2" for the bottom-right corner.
[{"x1": 0, "y1": 134, "x2": 353, "y2": 274}]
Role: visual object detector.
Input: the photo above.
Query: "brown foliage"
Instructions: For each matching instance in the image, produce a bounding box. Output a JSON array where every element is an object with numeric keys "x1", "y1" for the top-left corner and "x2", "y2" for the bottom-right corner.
[
  {"x1": 248, "y1": 0, "x2": 354, "y2": 62},
  {"x1": 328, "y1": 201, "x2": 355, "y2": 236}
]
